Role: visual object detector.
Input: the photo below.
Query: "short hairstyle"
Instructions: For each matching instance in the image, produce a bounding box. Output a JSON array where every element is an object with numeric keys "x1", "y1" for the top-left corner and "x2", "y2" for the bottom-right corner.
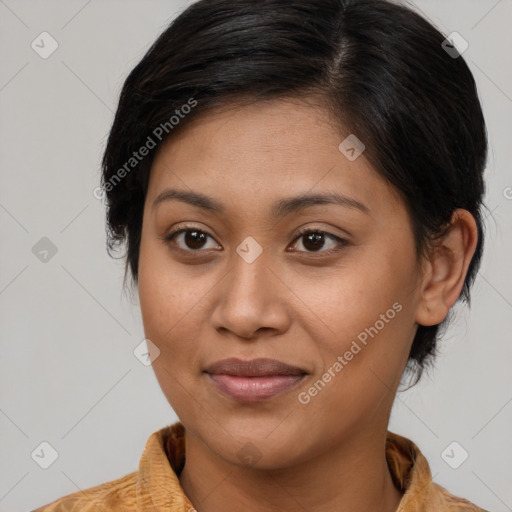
[{"x1": 101, "y1": 0, "x2": 488, "y2": 386}]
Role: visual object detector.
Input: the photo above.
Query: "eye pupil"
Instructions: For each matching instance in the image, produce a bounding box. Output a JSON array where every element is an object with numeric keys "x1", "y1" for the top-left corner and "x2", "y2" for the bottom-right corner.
[
  {"x1": 303, "y1": 232, "x2": 325, "y2": 251},
  {"x1": 185, "y1": 230, "x2": 207, "y2": 249}
]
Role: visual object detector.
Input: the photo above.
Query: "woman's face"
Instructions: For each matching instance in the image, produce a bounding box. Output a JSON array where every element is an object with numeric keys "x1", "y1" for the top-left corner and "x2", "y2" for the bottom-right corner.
[{"x1": 138, "y1": 98, "x2": 425, "y2": 468}]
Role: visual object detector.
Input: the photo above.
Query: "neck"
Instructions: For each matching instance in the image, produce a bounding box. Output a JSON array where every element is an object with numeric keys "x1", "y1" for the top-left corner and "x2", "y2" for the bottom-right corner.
[{"x1": 178, "y1": 423, "x2": 404, "y2": 512}]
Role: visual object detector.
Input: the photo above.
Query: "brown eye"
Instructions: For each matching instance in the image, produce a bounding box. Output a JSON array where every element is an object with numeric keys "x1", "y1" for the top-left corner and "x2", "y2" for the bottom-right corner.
[
  {"x1": 163, "y1": 227, "x2": 220, "y2": 252},
  {"x1": 290, "y1": 229, "x2": 347, "y2": 254},
  {"x1": 301, "y1": 231, "x2": 326, "y2": 251},
  {"x1": 182, "y1": 230, "x2": 208, "y2": 250}
]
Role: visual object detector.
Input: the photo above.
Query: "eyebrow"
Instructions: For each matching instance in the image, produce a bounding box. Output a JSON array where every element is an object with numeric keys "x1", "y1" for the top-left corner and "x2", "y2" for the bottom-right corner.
[{"x1": 152, "y1": 188, "x2": 370, "y2": 218}]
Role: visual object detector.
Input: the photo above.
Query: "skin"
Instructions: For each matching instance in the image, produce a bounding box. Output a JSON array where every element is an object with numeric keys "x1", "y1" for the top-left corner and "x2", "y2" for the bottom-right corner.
[{"x1": 137, "y1": 98, "x2": 478, "y2": 512}]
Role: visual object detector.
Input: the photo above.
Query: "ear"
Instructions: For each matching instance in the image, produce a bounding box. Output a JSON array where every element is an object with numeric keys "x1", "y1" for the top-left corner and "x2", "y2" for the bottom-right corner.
[{"x1": 415, "y1": 209, "x2": 479, "y2": 327}]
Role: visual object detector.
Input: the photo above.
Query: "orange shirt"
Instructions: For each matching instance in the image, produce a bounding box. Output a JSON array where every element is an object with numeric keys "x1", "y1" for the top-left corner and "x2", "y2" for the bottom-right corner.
[{"x1": 33, "y1": 421, "x2": 489, "y2": 512}]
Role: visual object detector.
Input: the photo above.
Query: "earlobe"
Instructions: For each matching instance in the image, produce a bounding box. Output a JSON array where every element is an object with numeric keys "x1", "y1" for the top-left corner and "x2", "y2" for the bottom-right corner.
[{"x1": 415, "y1": 209, "x2": 478, "y2": 327}]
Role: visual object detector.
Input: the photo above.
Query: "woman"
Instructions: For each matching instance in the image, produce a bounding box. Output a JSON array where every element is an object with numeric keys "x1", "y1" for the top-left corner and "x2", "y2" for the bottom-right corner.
[{"x1": 34, "y1": 0, "x2": 490, "y2": 510}]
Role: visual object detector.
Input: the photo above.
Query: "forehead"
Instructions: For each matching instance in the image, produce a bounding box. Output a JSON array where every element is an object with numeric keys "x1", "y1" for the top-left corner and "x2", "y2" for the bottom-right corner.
[
  {"x1": 147, "y1": 98, "x2": 404, "y2": 219},
  {"x1": 158, "y1": 97, "x2": 341, "y2": 159}
]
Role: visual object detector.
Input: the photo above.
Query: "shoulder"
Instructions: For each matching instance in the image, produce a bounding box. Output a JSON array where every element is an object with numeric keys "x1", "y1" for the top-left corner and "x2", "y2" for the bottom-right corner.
[
  {"x1": 31, "y1": 470, "x2": 138, "y2": 512},
  {"x1": 426, "y1": 481, "x2": 491, "y2": 512},
  {"x1": 386, "y1": 431, "x2": 490, "y2": 512}
]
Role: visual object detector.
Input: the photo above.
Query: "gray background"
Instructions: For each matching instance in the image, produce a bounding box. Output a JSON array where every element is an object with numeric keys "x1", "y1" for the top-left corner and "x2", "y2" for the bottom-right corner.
[{"x1": 0, "y1": 1, "x2": 511, "y2": 511}]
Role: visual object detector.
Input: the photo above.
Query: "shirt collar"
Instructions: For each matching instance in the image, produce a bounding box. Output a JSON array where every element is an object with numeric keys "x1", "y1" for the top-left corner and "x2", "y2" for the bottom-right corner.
[
  {"x1": 135, "y1": 421, "x2": 431, "y2": 511},
  {"x1": 135, "y1": 422, "x2": 194, "y2": 511}
]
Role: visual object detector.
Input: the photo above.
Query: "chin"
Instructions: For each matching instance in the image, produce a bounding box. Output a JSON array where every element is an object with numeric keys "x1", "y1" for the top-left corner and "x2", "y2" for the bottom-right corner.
[{"x1": 205, "y1": 424, "x2": 309, "y2": 470}]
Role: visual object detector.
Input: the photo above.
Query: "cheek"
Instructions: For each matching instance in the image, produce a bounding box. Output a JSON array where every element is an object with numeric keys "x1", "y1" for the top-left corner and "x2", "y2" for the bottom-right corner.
[
  {"x1": 138, "y1": 233, "x2": 198, "y2": 332},
  {"x1": 137, "y1": 239, "x2": 223, "y2": 394},
  {"x1": 138, "y1": 239, "x2": 191, "y2": 365},
  {"x1": 138, "y1": 247, "x2": 204, "y2": 417},
  {"x1": 294, "y1": 250, "x2": 411, "y2": 337},
  {"x1": 292, "y1": 238, "x2": 417, "y2": 382}
]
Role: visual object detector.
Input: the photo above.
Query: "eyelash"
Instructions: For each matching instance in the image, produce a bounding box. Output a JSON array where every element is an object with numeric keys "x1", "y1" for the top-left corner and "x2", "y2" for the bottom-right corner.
[{"x1": 161, "y1": 224, "x2": 348, "y2": 257}]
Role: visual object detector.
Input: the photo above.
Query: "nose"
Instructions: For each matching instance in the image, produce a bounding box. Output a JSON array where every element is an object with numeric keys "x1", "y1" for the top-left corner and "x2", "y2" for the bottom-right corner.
[{"x1": 210, "y1": 247, "x2": 291, "y2": 340}]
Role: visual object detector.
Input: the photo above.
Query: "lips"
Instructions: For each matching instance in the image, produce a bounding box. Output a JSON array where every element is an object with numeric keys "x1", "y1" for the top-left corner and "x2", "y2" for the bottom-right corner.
[
  {"x1": 204, "y1": 358, "x2": 307, "y2": 401},
  {"x1": 204, "y1": 357, "x2": 306, "y2": 377}
]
